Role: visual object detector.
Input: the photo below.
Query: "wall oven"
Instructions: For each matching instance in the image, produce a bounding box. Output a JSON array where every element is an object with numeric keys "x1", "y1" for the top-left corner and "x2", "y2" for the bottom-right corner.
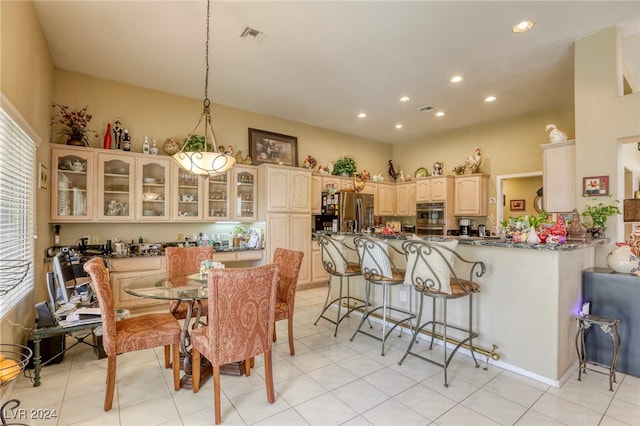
[{"x1": 416, "y1": 202, "x2": 446, "y2": 236}]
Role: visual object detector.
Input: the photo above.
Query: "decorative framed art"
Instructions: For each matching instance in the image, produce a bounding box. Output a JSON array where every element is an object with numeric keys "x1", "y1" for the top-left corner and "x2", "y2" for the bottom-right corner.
[
  {"x1": 582, "y1": 175, "x2": 609, "y2": 197},
  {"x1": 248, "y1": 128, "x2": 298, "y2": 167}
]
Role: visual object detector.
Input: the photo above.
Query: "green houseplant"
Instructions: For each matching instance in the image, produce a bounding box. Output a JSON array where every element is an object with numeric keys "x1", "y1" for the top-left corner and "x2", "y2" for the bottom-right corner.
[
  {"x1": 331, "y1": 156, "x2": 357, "y2": 177},
  {"x1": 581, "y1": 197, "x2": 621, "y2": 238}
]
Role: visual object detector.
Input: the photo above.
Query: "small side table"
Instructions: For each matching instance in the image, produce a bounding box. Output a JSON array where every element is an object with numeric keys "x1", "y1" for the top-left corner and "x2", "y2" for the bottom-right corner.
[{"x1": 575, "y1": 314, "x2": 622, "y2": 391}]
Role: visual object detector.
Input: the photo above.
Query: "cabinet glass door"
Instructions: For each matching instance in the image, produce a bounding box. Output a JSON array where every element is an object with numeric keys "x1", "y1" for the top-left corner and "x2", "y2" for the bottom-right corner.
[
  {"x1": 173, "y1": 166, "x2": 203, "y2": 221},
  {"x1": 50, "y1": 147, "x2": 94, "y2": 221},
  {"x1": 137, "y1": 157, "x2": 170, "y2": 221},
  {"x1": 233, "y1": 166, "x2": 256, "y2": 221},
  {"x1": 205, "y1": 172, "x2": 230, "y2": 220},
  {"x1": 98, "y1": 154, "x2": 134, "y2": 221}
]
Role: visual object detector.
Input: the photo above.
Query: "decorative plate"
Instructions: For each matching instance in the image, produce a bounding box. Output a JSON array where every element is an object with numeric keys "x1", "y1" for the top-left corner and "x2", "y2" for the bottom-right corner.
[{"x1": 414, "y1": 167, "x2": 428, "y2": 178}]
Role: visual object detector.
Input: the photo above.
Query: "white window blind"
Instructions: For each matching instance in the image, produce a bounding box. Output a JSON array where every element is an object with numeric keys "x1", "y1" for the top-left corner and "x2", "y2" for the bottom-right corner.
[{"x1": 0, "y1": 105, "x2": 36, "y2": 318}]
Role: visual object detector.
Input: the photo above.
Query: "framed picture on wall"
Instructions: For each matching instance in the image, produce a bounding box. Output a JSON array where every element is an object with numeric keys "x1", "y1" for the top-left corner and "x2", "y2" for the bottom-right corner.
[
  {"x1": 510, "y1": 199, "x2": 525, "y2": 211},
  {"x1": 248, "y1": 128, "x2": 298, "y2": 167},
  {"x1": 582, "y1": 175, "x2": 609, "y2": 196},
  {"x1": 39, "y1": 163, "x2": 48, "y2": 190}
]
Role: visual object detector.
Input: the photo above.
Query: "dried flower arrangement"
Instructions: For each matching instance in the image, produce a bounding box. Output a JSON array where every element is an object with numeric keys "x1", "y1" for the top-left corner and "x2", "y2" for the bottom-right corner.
[{"x1": 50, "y1": 103, "x2": 98, "y2": 146}]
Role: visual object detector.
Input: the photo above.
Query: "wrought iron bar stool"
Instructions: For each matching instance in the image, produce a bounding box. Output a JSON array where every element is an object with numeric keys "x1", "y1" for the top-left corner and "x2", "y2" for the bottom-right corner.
[
  {"x1": 398, "y1": 239, "x2": 485, "y2": 387},
  {"x1": 350, "y1": 236, "x2": 415, "y2": 356},
  {"x1": 314, "y1": 234, "x2": 367, "y2": 336}
]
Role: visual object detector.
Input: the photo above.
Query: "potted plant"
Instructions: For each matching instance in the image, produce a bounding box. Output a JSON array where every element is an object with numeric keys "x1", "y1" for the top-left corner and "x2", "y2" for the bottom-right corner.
[
  {"x1": 50, "y1": 103, "x2": 98, "y2": 146},
  {"x1": 581, "y1": 197, "x2": 621, "y2": 238},
  {"x1": 331, "y1": 156, "x2": 357, "y2": 177}
]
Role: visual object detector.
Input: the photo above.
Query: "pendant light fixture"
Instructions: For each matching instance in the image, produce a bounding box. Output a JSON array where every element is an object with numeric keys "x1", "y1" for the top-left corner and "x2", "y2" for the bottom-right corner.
[{"x1": 173, "y1": 0, "x2": 235, "y2": 176}]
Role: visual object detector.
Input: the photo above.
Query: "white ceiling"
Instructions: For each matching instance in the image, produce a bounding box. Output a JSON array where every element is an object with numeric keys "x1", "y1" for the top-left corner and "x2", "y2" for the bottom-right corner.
[{"x1": 33, "y1": 1, "x2": 640, "y2": 145}]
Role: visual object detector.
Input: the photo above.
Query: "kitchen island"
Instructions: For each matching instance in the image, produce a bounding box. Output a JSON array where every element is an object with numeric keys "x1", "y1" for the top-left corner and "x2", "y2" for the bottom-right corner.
[{"x1": 316, "y1": 232, "x2": 601, "y2": 387}]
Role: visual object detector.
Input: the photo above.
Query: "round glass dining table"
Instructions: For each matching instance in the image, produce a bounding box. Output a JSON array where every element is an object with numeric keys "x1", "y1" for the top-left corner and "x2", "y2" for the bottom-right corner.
[{"x1": 125, "y1": 272, "x2": 213, "y2": 388}]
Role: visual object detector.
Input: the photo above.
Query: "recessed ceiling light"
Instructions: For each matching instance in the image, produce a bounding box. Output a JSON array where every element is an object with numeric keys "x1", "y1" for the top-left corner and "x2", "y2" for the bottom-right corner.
[
  {"x1": 450, "y1": 75, "x2": 464, "y2": 83},
  {"x1": 357, "y1": 113, "x2": 367, "y2": 118},
  {"x1": 399, "y1": 96, "x2": 411, "y2": 103},
  {"x1": 484, "y1": 96, "x2": 497, "y2": 103},
  {"x1": 435, "y1": 111, "x2": 445, "y2": 117},
  {"x1": 512, "y1": 20, "x2": 535, "y2": 33},
  {"x1": 395, "y1": 124, "x2": 403, "y2": 129}
]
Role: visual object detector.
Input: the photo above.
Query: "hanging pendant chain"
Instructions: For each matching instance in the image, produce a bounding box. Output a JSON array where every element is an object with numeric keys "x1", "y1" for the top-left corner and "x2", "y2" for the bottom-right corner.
[{"x1": 203, "y1": 0, "x2": 211, "y2": 109}]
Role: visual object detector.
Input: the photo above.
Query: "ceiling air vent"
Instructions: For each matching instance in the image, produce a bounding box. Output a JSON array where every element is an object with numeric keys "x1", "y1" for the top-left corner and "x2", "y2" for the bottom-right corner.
[
  {"x1": 240, "y1": 26, "x2": 265, "y2": 44},
  {"x1": 417, "y1": 105, "x2": 435, "y2": 113}
]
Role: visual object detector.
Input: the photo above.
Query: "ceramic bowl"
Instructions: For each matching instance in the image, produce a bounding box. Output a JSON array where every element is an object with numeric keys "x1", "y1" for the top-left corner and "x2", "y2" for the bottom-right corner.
[
  {"x1": 143, "y1": 210, "x2": 155, "y2": 216},
  {"x1": 143, "y1": 192, "x2": 161, "y2": 201}
]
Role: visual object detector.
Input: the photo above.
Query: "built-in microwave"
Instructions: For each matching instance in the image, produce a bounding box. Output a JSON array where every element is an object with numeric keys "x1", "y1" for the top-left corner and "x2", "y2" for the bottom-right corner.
[{"x1": 416, "y1": 202, "x2": 446, "y2": 236}]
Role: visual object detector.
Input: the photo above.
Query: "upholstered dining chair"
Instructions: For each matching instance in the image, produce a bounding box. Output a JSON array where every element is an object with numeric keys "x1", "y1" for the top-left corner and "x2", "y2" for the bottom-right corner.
[
  {"x1": 350, "y1": 236, "x2": 415, "y2": 356},
  {"x1": 165, "y1": 246, "x2": 213, "y2": 322},
  {"x1": 314, "y1": 234, "x2": 366, "y2": 337},
  {"x1": 190, "y1": 263, "x2": 279, "y2": 424},
  {"x1": 398, "y1": 239, "x2": 485, "y2": 387},
  {"x1": 272, "y1": 247, "x2": 304, "y2": 355},
  {"x1": 83, "y1": 257, "x2": 181, "y2": 411}
]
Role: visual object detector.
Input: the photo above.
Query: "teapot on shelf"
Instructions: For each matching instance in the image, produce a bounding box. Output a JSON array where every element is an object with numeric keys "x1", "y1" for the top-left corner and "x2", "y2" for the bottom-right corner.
[
  {"x1": 66, "y1": 160, "x2": 86, "y2": 172},
  {"x1": 106, "y1": 200, "x2": 123, "y2": 216}
]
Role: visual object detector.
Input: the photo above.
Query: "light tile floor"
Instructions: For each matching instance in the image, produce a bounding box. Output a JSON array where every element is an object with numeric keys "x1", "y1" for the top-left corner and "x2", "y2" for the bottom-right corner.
[{"x1": 6, "y1": 286, "x2": 640, "y2": 425}]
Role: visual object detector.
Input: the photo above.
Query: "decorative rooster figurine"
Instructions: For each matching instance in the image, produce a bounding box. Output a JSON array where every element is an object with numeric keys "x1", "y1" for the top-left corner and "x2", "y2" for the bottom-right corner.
[
  {"x1": 465, "y1": 148, "x2": 482, "y2": 173},
  {"x1": 545, "y1": 124, "x2": 568, "y2": 143},
  {"x1": 388, "y1": 160, "x2": 399, "y2": 182}
]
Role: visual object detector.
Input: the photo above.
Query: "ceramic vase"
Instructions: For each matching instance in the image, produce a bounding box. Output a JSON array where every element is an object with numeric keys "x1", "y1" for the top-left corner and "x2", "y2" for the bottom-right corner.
[{"x1": 606, "y1": 243, "x2": 640, "y2": 273}]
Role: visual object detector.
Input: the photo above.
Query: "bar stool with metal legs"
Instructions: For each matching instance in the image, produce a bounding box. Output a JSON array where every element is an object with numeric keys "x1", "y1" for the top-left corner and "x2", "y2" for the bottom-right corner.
[
  {"x1": 314, "y1": 234, "x2": 367, "y2": 336},
  {"x1": 350, "y1": 236, "x2": 415, "y2": 356},
  {"x1": 398, "y1": 239, "x2": 485, "y2": 387}
]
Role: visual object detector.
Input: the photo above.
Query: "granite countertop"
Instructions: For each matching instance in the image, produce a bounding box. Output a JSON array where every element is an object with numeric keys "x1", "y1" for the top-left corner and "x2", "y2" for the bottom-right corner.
[{"x1": 313, "y1": 231, "x2": 606, "y2": 251}]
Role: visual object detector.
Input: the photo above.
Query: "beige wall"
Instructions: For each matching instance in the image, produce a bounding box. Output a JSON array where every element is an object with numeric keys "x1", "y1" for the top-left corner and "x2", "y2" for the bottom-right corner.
[
  {"x1": 575, "y1": 27, "x2": 640, "y2": 265},
  {"x1": 503, "y1": 176, "x2": 543, "y2": 219},
  {"x1": 394, "y1": 106, "x2": 575, "y2": 227},
  {"x1": 53, "y1": 70, "x2": 393, "y2": 176},
  {"x1": 0, "y1": 0, "x2": 55, "y2": 363}
]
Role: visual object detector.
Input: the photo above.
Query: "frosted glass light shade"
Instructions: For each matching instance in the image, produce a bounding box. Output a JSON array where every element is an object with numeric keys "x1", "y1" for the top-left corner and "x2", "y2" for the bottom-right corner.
[{"x1": 173, "y1": 151, "x2": 235, "y2": 176}]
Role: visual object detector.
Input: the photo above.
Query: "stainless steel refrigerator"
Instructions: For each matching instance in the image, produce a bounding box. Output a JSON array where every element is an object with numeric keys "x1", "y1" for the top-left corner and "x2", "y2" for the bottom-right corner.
[{"x1": 339, "y1": 192, "x2": 374, "y2": 233}]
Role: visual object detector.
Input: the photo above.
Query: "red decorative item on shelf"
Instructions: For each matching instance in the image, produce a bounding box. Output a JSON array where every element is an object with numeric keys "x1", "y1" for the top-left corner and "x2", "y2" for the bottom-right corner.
[
  {"x1": 103, "y1": 123, "x2": 112, "y2": 149},
  {"x1": 549, "y1": 215, "x2": 567, "y2": 236}
]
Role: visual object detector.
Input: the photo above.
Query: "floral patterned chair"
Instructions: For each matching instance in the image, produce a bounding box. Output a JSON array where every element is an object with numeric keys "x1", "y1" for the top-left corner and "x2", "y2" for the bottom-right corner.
[
  {"x1": 83, "y1": 257, "x2": 181, "y2": 411},
  {"x1": 165, "y1": 246, "x2": 213, "y2": 322},
  {"x1": 190, "y1": 263, "x2": 279, "y2": 424},
  {"x1": 272, "y1": 248, "x2": 304, "y2": 355}
]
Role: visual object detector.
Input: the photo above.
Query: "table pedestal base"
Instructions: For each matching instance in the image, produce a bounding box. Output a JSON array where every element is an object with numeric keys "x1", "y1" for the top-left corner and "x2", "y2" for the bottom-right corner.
[{"x1": 177, "y1": 354, "x2": 246, "y2": 389}]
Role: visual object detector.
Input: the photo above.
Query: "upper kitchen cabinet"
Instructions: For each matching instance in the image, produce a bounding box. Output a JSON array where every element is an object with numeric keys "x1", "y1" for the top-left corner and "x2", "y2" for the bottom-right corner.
[
  {"x1": 454, "y1": 174, "x2": 489, "y2": 216},
  {"x1": 97, "y1": 153, "x2": 135, "y2": 221},
  {"x1": 50, "y1": 145, "x2": 95, "y2": 221},
  {"x1": 396, "y1": 182, "x2": 416, "y2": 216},
  {"x1": 205, "y1": 173, "x2": 231, "y2": 221},
  {"x1": 258, "y1": 165, "x2": 311, "y2": 214},
  {"x1": 232, "y1": 165, "x2": 257, "y2": 221},
  {"x1": 171, "y1": 163, "x2": 204, "y2": 221},
  {"x1": 136, "y1": 156, "x2": 171, "y2": 221},
  {"x1": 377, "y1": 183, "x2": 396, "y2": 216},
  {"x1": 541, "y1": 140, "x2": 576, "y2": 213},
  {"x1": 416, "y1": 175, "x2": 453, "y2": 202}
]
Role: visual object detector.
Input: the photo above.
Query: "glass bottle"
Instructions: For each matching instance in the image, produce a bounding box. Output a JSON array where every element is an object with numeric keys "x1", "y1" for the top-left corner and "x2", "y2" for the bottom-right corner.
[
  {"x1": 142, "y1": 136, "x2": 150, "y2": 154},
  {"x1": 123, "y1": 129, "x2": 131, "y2": 151},
  {"x1": 150, "y1": 139, "x2": 159, "y2": 155},
  {"x1": 103, "y1": 123, "x2": 112, "y2": 149}
]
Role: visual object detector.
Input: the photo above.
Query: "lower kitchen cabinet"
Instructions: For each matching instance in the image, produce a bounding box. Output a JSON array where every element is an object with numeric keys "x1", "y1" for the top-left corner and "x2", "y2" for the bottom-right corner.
[
  {"x1": 108, "y1": 256, "x2": 166, "y2": 312},
  {"x1": 265, "y1": 213, "x2": 311, "y2": 287}
]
